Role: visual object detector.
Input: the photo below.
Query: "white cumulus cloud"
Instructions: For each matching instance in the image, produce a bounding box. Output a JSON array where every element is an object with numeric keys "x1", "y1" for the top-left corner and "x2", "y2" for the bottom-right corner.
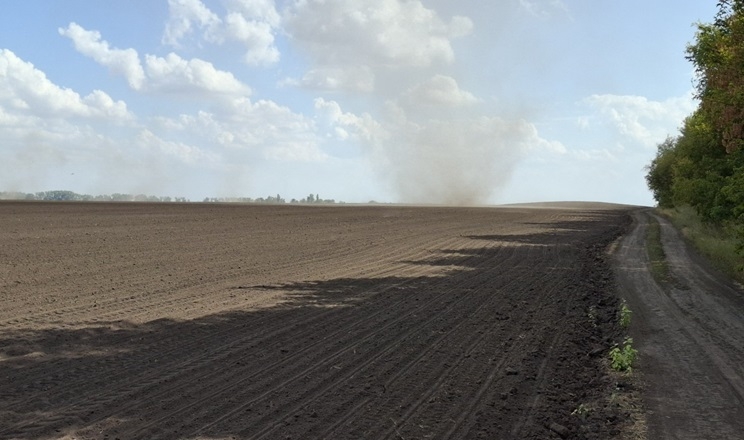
[
  {"x1": 163, "y1": 0, "x2": 281, "y2": 66},
  {"x1": 314, "y1": 98, "x2": 388, "y2": 144},
  {"x1": 585, "y1": 93, "x2": 696, "y2": 147},
  {"x1": 285, "y1": 0, "x2": 472, "y2": 67},
  {"x1": 147, "y1": 96, "x2": 325, "y2": 164},
  {"x1": 223, "y1": 12, "x2": 280, "y2": 65},
  {"x1": 405, "y1": 75, "x2": 479, "y2": 107},
  {"x1": 144, "y1": 53, "x2": 250, "y2": 95},
  {"x1": 162, "y1": 0, "x2": 222, "y2": 47},
  {"x1": 60, "y1": 23, "x2": 251, "y2": 96},
  {"x1": 0, "y1": 49, "x2": 132, "y2": 121},
  {"x1": 58, "y1": 22, "x2": 145, "y2": 90},
  {"x1": 284, "y1": 0, "x2": 473, "y2": 92},
  {"x1": 226, "y1": 0, "x2": 281, "y2": 27}
]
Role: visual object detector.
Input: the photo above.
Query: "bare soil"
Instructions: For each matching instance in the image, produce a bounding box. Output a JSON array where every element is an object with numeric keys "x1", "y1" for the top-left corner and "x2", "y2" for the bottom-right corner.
[
  {"x1": 0, "y1": 201, "x2": 634, "y2": 439},
  {"x1": 613, "y1": 210, "x2": 744, "y2": 439}
]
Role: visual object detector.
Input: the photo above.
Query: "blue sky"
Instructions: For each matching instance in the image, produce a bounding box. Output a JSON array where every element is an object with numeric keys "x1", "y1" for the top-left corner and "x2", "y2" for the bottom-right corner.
[{"x1": 0, "y1": 1, "x2": 718, "y2": 205}]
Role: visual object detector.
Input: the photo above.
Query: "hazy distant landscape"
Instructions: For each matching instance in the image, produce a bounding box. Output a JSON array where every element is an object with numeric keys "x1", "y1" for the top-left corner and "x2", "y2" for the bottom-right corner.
[{"x1": 0, "y1": 190, "x2": 341, "y2": 205}]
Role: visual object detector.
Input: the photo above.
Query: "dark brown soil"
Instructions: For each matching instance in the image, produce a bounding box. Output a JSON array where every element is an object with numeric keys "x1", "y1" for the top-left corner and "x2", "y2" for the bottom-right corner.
[{"x1": 0, "y1": 201, "x2": 633, "y2": 439}]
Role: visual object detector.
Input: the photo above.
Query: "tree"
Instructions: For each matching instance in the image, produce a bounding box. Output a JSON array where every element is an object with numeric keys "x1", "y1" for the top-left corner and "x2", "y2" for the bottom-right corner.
[
  {"x1": 687, "y1": 0, "x2": 744, "y2": 153},
  {"x1": 645, "y1": 137, "x2": 678, "y2": 208}
]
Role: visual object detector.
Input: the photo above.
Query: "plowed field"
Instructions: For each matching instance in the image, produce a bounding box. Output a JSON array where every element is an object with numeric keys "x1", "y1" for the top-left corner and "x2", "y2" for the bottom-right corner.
[{"x1": 0, "y1": 202, "x2": 633, "y2": 439}]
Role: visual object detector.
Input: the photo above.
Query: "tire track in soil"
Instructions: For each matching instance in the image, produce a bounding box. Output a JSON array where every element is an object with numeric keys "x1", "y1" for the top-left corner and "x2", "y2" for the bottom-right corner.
[
  {"x1": 448, "y1": 282, "x2": 567, "y2": 439},
  {"x1": 122, "y1": 239, "x2": 522, "y2": 438},
  {"x1": 0, "y1": 202, "x2": 631, "y2": 440},
  {"x1": 368, "y1": 260, "x2": 560, "y2": 440},
  {"x1": 377, "y1": 265, "x2": 576, "y2": 440},
  {"x1": 237, "y1": 243, "x2": 532, "y2": 440}
]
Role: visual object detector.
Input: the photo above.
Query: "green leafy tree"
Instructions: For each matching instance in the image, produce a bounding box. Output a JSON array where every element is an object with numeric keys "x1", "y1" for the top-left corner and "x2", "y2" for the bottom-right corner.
[
  {"x1": 646, "y1": 137, "x2": 678, "y2": 208},
  {"x1": 687, "y1": 0, "x2": 744, "y2": 153}
]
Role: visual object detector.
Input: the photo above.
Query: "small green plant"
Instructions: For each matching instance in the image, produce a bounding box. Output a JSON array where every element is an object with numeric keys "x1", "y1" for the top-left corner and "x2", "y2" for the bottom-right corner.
[
  {"x1": 587, "y1": 305, "x2": 598, "y2": 327},
  {"x1": 609, "y1": 337, "x2": 638, "y2": 373},
  {"x1": 619, "y1": 300, "x2": 632, "y2": 328},
  {"x1": 571, "y1": 403, "x2": 591, "y2": 420}
]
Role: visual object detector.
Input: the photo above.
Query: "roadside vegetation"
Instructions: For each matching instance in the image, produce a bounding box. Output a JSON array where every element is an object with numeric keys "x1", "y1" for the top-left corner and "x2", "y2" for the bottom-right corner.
[
  {"x1": 645, "y1": 0, "x2": 744, "y2": 282},
  {"x1": 619, "y1": 299, "x2": 632, "y2": 329},
  {"x1": 659, "y1": 206, "x2": 744, "y2": 284},
  {"x1": 610, "y1": 338, "x2": 638, "y2": 373},
  {"x1": 645, "y1": 216, "x2": 672, "y2": 284},
  {"x1": 610, "y1": 300, "x2": 637, "y2": 374},
  {"x1": 595, "y1": 299, "x2": 645, "y2": 439}
]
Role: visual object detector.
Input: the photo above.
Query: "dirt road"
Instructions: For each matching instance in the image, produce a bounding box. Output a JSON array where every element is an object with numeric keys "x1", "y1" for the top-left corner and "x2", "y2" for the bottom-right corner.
[
  {"x1": 1, "y1": 202, "x2": 632, "y2": 439},
  {"x1": 613, "y1": 210, "x2": 744, "y2": 439}
]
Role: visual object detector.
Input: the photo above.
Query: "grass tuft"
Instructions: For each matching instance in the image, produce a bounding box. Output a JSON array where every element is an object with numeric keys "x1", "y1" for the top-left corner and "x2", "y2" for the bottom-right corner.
[{"x1": 646, "y1": 215, "x2": 671, "y2": 284}]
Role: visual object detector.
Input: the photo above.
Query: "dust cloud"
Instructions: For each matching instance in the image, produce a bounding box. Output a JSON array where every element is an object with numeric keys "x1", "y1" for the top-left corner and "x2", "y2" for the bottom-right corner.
[
  {"x1": 299, "y1": 2, "x2": 541, "y2": 207},
  {"x1": 382, "y1": 115, "x2": 531, "y2": 206}
]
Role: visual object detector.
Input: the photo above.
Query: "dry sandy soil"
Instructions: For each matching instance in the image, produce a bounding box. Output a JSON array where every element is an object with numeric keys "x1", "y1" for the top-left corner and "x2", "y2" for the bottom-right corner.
[{"x1": 0, "y1": 201, "x2": 649, "y2": 439}]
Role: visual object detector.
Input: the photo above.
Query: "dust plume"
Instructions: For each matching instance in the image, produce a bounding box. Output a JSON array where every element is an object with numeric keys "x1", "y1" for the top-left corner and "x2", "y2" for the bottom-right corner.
[
  {"x1": 317, "y1": 84, "x2": 537, "y2": 206},
  {"x1": 381, "y1": 112, "x2": 532, "y2": 206},
  {"x1": 291, "y1": 0, "x2": 543, "y2": 206}
]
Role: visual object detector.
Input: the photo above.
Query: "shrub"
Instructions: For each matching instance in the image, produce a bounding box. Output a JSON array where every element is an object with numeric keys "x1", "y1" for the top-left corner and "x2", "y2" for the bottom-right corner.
[{"x1": 609, "y1": 338, "x2": 638, "y2": 373}]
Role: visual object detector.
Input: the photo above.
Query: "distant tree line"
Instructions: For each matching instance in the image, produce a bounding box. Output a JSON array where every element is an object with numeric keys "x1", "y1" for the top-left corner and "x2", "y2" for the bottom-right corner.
[
  {"x1": 646, "y1": 1, "x2": 744, "y2": 248},
  {"x1": 0, "y1": 190, "x2": 341, "y2": 205},
  {"x1": 0, "y1": 190, "x2": 189, "y2": 202},
  {"x1": 203, "y1": 193, "x2": 339, "y2": 204}
]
